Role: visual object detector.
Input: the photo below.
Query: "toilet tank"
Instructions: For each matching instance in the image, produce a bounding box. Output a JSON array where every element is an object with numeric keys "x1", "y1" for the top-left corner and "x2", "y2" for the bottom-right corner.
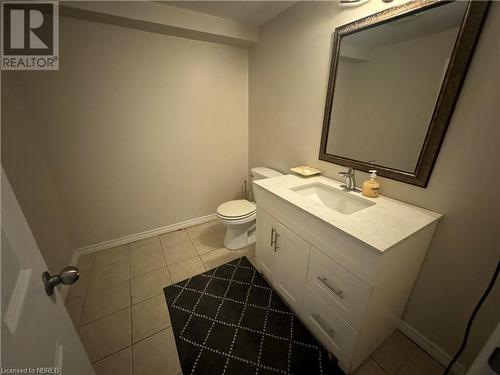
[
  {"x1": 249, "y1": 167, "x2": 283, "y2": 201},
  {"x1": 251, "y1": 167, "x2": 283, "y2": 180}
]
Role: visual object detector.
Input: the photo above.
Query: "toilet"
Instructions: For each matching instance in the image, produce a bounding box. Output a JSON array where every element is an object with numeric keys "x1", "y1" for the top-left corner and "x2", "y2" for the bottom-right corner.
[{"x1": 217, "y1": 167, "x2": 283, "y2": 250}]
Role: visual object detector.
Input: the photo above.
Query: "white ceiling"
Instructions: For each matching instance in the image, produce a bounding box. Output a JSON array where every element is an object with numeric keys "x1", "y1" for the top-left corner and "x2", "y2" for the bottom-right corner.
[{"x1": 161, "y1": 1, "x2": 297, "y2": 26}]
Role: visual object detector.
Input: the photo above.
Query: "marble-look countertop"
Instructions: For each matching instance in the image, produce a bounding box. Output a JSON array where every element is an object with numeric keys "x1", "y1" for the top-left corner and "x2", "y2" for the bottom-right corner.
[{"x1": 253, "y1": 174, "x2": 442, "y2": 252}]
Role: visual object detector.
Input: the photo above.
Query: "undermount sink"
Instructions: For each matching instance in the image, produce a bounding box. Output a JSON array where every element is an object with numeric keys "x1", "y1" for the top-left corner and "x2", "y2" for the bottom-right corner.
[{"x1": 290, "y1": 182, "x2": 375, "y2": 215}]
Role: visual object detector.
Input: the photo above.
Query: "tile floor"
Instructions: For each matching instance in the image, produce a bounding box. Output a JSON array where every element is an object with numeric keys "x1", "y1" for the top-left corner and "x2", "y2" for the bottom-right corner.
[{"x1": 65, "y1": 220, "x2": 445, "y2": 375}]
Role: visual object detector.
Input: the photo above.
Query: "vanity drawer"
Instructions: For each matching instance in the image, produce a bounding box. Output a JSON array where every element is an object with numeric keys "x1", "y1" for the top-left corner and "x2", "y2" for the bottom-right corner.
[
  {"x1": 307, "y1": 247, "x2": 371, "y2": 331},
  {"x1": 302, "y1": 286, "x2": 357, "y2": 368}
]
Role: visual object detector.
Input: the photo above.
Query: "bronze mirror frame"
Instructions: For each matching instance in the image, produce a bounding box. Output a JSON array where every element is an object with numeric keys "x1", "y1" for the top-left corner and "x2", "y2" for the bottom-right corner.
[{"x1": 319, "y1": 0, "x2": 490, "y2": 187}]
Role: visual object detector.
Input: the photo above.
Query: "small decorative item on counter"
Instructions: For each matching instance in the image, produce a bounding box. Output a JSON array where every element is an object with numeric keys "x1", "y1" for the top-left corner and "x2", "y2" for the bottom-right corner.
[
  {"x1": 290, "y1": 166, "x2": 322, "y2": 177},
  {"x1": 362, "y1": 170, "x2": 380, "y2": 198}
]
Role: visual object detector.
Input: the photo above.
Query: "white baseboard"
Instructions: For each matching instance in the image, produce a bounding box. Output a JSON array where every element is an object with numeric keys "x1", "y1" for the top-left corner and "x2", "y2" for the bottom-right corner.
[
  {"x1": 62, "y1": 213, "x2": 217, "y2": 301},
  {"x1": 398, "y1": 320, "x2": 466, "y2": 375},
  {"x1": 76, "y1": 213, "x2": 217, "y2": 256}
]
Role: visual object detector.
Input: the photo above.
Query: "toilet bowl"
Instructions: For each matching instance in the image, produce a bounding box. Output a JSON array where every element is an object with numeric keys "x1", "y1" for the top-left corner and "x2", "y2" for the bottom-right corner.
[{"x1": 216, "y1": 167, "x2": 283, "y2": 250}]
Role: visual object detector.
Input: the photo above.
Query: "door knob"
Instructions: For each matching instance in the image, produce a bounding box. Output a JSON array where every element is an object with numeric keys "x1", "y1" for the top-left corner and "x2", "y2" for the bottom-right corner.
[{"x1": 42, "y1": 266, "x2": 79, "y2": 296}]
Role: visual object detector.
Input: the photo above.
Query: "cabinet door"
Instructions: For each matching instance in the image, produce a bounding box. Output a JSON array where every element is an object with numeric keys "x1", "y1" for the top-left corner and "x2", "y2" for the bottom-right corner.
[
  {"x1": 256, "y1": 208, "x2": 279, "y2": 282},
  {"x1": 274, "y1": 222, "x2": 310, "y2": 311}
]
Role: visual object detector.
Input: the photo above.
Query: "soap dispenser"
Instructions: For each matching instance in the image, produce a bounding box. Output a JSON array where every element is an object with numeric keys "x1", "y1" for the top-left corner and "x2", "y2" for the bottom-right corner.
[{"x1": 362, "y1": 170, "x2": 380, "y2": 198}]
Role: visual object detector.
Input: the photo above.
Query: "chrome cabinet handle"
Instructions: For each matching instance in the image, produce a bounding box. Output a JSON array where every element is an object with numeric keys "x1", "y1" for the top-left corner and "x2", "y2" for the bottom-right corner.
[
  {"x1": 312, "y1": 313, "x2": 335, "y2": 338},
  {"x1": 274, "y1": 232, "x2": 280, "y2": 252},
  {"x1": 270, "y1": 227, "x2": 276, "y2": 246},
  {"x1": 317, "y1": 276, "x2": 344, "y2": 299}
]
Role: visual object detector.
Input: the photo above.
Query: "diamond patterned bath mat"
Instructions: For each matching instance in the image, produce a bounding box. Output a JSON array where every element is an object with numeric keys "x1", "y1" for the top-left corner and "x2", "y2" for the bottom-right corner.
[{"x1": 164, "y1": 256, "x2": 343, "y2": 375}]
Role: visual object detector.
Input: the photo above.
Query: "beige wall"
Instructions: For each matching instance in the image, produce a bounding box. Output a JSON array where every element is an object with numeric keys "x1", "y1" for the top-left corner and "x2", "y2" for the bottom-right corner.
[
  {"x1": 249, "y1": 1, "x2": 499, "y2": 366},
  {"x1": 2, "y1": 15, "x2": 249, "y2": 249}
]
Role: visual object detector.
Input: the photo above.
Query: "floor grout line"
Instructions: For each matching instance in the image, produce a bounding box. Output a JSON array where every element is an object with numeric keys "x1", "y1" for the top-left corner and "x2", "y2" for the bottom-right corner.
[
  {"x1": 76, "y1": 254, "x2": 96, "y2": 332},
  {"x1": 78, "y1": 302, "x2": 130, "y2": 326},
  {"x1": 78, "y1": 288, "x2": 172, "y2": 328},
  {"x1": 90, "y1": 326, "x2": 174, "y2": 366},
  {"x1": 159, "y1": 230, "x2": 193, "y2": 250},
  {"x1": 161, "y1": 239, "x2": 174, "y2": 294},
  {"x1": 370, "y1": 356, "x2": 391, "y2": 375},
  {"x1": 186, "y1": 225, "x2": 217, "y2": 244},
  {"x1": 185, "y1": 226, "x2": 211, "y2": 273},
  {"x1": 75, "y1": 236, "x2": 226, "y2": 290},
  {"x1": 78, "y1": 274, "x2": 176, "y2": 328},
  {"x1": 71, "y1": 222, "x2": 255, "y2": 374},
  {"x1": 132, "y1": 326, "x2": 171, "y2": 346},
  {"x1": 166, "y1": 253, "x2": 202, "y2": 268},
  {"x1": 90, "y1": 255, "x2": 130, "y2": 271},
  {"x1": 82, "y1": 262, "x2": 167, "y2": 301},
  {"x1": 91, "y1": 345, "x2": 132, "y2": 365},
  {"x1": 75, "y1": 246, "x2": 254, "y2": 327}
]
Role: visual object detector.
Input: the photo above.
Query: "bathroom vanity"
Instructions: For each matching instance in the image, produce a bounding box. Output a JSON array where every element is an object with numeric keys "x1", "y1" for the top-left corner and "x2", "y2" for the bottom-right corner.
[{"x1": 253, "y1": 174, "x2": 441, "y2": 373}]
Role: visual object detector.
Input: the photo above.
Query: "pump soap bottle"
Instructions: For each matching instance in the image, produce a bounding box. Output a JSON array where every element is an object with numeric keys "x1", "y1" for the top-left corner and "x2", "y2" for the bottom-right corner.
[{"x1": 362, "y1": 170, "x2": 380, "y2": 198}]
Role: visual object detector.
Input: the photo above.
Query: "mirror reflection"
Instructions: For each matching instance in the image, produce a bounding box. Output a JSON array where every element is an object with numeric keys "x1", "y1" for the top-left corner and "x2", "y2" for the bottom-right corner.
[{"x1": 325, "y1": 1, "x2": 468, "y2": 173}]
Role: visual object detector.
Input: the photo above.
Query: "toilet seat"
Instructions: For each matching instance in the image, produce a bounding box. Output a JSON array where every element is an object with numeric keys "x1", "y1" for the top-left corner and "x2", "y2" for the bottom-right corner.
[
  {"x1": 216, "y1": 200, "x2": 256, "y2": 221},
  {"x1": 216, "y1": 167, "x2": 283, "y2": 250},
  {"x1": 217, "y1": 212, "x2": 256, "y2": 226}
]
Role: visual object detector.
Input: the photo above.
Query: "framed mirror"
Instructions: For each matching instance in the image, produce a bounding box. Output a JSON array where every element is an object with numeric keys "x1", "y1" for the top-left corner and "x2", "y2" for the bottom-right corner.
[{"x1": 319, "y1": 0, "x2": 490, "y2": 187}]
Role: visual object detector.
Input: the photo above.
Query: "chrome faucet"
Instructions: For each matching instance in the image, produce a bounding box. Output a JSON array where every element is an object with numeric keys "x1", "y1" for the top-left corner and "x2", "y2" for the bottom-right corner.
[{"x1": 339, "y1": 167, "x2": 357, "y2": 190}]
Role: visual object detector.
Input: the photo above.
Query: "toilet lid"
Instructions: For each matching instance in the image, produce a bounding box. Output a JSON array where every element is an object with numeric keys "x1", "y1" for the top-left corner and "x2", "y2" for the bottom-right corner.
[{"x1": 217, "y1": 200, "x2": 256, "y2": 219}]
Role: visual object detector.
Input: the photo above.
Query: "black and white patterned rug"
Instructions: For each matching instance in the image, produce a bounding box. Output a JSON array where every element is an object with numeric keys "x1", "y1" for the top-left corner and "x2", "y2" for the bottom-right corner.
[{"x1": 164, "y1": 256, "x2": 343, "y2": 375}]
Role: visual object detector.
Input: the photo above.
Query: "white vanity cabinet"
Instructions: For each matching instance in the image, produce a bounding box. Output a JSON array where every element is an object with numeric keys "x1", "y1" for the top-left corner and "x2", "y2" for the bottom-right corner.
[
  {"x1": 253, "y1": 175, "x2": 441, "y2": 374},
  {"x1": 255, "y1": 208, "x2": 277, "y2": 281},
  {"x1": 256, "y1": 208, "x2": 309, "y2": 311}
]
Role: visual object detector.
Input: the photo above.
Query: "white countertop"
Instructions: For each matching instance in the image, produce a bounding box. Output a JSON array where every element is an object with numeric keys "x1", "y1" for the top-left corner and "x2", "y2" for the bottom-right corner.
[{"x1": 253, "y1": 174, "x2": 442, "y2": 252}]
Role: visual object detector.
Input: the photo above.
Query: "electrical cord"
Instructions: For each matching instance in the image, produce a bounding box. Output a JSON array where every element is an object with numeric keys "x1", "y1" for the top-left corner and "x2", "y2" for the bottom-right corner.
[{"x1": 443, "y1": 260, "x2": 500, "y2": 375}]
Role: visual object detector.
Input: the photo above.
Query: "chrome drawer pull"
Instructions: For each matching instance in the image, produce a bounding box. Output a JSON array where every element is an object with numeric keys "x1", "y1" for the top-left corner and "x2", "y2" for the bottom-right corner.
[
  {"x1": 317, "y1": 276, "x2": 344, "y2": 299},
  {"x1": 270, "y1": 227, "x2": 275, "y2": 246},
  {"x1": 312, "y1": 313, "x2": 335, "y2": 338}
]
